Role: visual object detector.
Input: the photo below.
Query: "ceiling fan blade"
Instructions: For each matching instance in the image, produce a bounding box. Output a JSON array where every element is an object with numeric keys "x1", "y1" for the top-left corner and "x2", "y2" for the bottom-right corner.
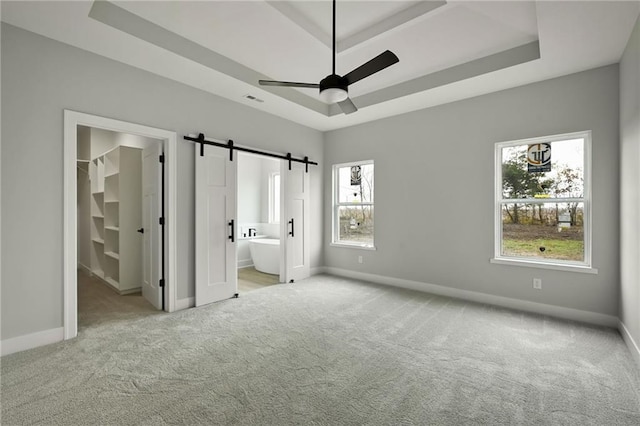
[
  {"x1": 337, "y1": 97, "x2": 358, "y2": 115},
  {"x1": 344, "y1": 50, "x2": 399, "y2": 86},
  {"x1": 258, "y1": 80, "x2": 319, "y2": 89}
]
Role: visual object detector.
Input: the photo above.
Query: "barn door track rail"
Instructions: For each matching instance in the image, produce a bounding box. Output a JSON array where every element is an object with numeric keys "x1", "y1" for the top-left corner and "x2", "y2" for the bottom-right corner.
[{"x1": 184, "y1": 133, "x2": 318, "y2": 172}]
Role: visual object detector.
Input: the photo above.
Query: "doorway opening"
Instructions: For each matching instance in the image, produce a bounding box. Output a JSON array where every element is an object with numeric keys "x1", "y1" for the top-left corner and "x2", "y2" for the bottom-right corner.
[
  {"x1": 76, "y1": 126, "x2": 164, "y2": 329},
  {"x1": 236, "y1": 152, "x2": 283, "y2": 294},
  {"x1": 64, "y1": 111, "x2": 178, "y2": 340},
  {"x1": 194, "y1": 138, "x2": 310, "y2": 307}
]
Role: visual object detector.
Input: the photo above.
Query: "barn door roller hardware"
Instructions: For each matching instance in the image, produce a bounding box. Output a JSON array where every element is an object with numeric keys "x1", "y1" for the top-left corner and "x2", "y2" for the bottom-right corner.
[{"x1": 185, "y1": 133, "x2": 318, "y2": 173}]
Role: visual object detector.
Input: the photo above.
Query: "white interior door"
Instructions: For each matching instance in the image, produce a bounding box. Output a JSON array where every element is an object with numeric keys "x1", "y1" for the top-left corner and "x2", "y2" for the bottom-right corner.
[
  {"x1": 195, "y1": 144, "x2": 238, "y2": 306},
  {"x1": 142, "y1": 143, "x2": 162, "y2": 309},
  {"x1": 283, "y1": 161, "x2": 310, "y2": 283}
]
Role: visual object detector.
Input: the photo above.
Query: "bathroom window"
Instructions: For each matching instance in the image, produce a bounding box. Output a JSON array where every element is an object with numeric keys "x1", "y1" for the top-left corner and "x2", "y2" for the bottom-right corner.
[
  {"x1": 269, "y1": 172, "x2": 280, "y2": 224},
  {"x1": 492, "y1": 131, "x2": 596, "y2": 273},
  {"x1": 332, "y1": 160, "x2": 374, "y2": 249}
]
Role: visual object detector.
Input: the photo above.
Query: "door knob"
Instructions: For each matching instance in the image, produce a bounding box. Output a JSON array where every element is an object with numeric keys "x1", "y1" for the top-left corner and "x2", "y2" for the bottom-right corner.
[{"x1": 137, "y1": 228, "x2": 144, "y2": 234}]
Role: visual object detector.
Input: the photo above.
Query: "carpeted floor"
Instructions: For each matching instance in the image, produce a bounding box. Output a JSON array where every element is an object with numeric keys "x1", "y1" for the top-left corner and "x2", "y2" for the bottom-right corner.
[{"x1": 2, "y1": 274, "x2": 640, "y2": 425}]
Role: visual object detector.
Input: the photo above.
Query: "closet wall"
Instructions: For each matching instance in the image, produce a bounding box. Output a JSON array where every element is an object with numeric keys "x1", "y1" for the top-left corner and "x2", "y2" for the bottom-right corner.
[{"x1": 77, "y1": 126, "x2": 92, "y2": 272}]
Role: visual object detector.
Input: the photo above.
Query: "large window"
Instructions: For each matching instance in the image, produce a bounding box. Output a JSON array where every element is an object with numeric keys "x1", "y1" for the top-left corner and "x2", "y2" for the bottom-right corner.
[
  {"x1": 269, "y1": 172, "x2": 280, "y2": 224},
  {"x1": 494, "y1": 131, "x2": 594, "y2": 272},
  {"x1": 332, "y1": 161, "x2": 374, "y2": 248}
]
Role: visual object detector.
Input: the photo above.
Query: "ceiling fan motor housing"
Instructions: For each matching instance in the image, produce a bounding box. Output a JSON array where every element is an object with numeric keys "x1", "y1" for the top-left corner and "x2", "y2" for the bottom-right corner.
[{"x1": 319, "y1": 74, "x2": 349, "y2": 93}]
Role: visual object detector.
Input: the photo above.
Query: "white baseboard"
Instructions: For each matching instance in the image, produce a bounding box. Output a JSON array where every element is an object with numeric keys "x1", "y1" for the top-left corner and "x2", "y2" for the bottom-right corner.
[
  {"x1": 619, "y1": 321, "x2": 640, "y2": 368},
  {"x1": 1, "y1": 327, "x2": 64, "y2": 356},
  {"x1": 238, "y1": 259, "x2": 253, "y2": 268},
  {"x1": 176, "y1": 297, "x2": 195, "y2": 311},
  {"x1": 77, "y1": 263, "x2": 92, "y2": 275},
  {"x1": 311, "y1": 266, "x2": 327, "y2": 276},
  {"x1": 325, "y1": 267, "x2": 618, "y2": 328}
]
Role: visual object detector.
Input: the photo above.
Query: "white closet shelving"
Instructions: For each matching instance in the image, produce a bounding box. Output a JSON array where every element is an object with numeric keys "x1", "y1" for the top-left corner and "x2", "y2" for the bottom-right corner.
[{"x1": 89, "y1": 146, "x2": 142, "y2": 294}]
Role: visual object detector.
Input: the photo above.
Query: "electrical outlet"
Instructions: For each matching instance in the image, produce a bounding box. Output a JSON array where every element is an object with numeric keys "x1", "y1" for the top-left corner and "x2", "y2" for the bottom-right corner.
[
  {"x1": 358, "y1": 256, "x2": 363, "y2": 264},
  {"x1": 533, "y1": 278, "x2": 542, "y2": 290}
]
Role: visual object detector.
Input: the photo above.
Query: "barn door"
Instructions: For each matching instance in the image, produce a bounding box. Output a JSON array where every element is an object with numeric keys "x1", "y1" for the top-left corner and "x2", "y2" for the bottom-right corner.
[
  {"x1": 195, "y1": 145, "x2": 237, "y2": 306},
  {"x1": 283, "y1": 161, "x2": 310, "y2": 283}
]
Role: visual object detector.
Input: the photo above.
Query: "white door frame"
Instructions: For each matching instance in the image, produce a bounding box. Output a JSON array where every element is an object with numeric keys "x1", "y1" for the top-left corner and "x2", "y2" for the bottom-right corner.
[{"x1": 63, "y1": 110, "x2": 178, "y2": 340}]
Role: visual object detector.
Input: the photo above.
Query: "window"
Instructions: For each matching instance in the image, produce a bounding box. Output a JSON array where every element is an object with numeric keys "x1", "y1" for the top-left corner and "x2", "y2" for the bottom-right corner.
[
  {"x1": 269, "y1": 172, "x2": 280, "y2": 224},
  {"x1": 332, "y1": 161, "x2": 374, "y2": 248},
  {"x1": 494, "y1": 131, "x2": 594, "y2": 272}
]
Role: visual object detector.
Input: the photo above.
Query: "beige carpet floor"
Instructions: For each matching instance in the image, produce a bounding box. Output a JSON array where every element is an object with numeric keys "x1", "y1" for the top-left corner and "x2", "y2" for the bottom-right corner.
[{"x1": 2, "y1": 274, "x2": 640, "y2": 425}]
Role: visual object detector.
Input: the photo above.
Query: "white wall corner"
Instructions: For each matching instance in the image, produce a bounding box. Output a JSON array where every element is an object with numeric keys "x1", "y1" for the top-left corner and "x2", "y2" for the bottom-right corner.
[
  {"x1": 619, "y1": 321, "x2": 640, "y2": 368},
  {"x1": 77, "y1": 263, "x2": 92, "y2": 276},
  {"x1": 1, "y1": 327, "x2": 65, "y2": 357},
  {"x1": 311, "y1": 266, "x2": 327, "y2": 276},
  {"x1": 324, "y1": 267, "x2": 619, "y2": 328},
  {"x1": 176, "y1": 297, "x2": 195, "y2": 311}
]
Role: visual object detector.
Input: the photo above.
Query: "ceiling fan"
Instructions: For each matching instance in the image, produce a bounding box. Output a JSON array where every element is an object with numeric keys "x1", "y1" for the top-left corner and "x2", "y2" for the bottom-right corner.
[{"x1": 259, "y1": 0, "x2": 399, "y2": 114}]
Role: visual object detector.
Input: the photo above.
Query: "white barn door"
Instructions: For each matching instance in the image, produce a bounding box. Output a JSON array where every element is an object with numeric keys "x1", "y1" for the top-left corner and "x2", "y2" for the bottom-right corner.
[
  {"x1": 283, "y1": 161, "x2": 310, "y2": 283},
  {"x1": 195, "y1": 145, "x2": 238, "y2": 306},
  {"x1": 141, "y1": 143, "x2": 162, "y2": 309}
]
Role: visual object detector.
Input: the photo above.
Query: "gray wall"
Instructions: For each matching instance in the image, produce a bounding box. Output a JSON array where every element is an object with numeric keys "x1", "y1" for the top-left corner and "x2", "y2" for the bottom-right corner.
[
  {"x1": 620, "y1": 17, "x2": 640, "y2": 346},
  {"x1": 77, "y1": 126, "x2": 92, "y2": 270},
  {"x1": 1, "y1": 24, "x2": 324, "y2": 340},
  {"x1": 324, "y1": 65, "x2": 620, "y2": 316}
]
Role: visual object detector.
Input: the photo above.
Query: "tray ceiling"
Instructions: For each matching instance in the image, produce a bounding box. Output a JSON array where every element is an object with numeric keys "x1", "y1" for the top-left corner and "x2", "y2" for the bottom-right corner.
[{"x1": 2, "y1": 1, "x2": 639, "y2": 131}]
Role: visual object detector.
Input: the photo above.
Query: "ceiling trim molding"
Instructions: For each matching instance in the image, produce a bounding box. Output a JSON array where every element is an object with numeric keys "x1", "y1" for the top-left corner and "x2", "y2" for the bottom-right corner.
[
  {"x1": 329, "y1": 40, "x2": 541, "y2": 116},
  {"x1": 88, "y1": 0, "x2": 328, "y2": 115},
  {"x1": 338, "y1": 1, "x2": 448, "y2": 53},
  {"x1": 89, "y1": 1, "x2": 539, "y2": 119},
  {"x1": 267, "y1": 0, "x2": 448, "y2": 54},
  {"x1": 266, "y1": 1, "x2": 332, "y2": 49}
]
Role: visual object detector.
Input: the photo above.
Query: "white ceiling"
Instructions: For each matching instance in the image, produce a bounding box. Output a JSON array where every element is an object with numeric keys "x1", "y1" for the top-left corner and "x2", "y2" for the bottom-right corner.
[{"x1": 2, "y1": 1, "x2": 638, "y2": 131}]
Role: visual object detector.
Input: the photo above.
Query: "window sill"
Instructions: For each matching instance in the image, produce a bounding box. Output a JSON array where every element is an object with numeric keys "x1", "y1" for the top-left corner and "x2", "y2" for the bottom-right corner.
[
  {"x1": 330, "y1": 242, "x2": 377, "y2": 251},
  {"x1": 490, "y1": 257, "x2": 598, "y2": 274}
]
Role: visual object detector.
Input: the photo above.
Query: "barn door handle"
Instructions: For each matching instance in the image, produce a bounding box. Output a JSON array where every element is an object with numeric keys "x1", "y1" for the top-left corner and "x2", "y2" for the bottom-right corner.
[
  {"x1": 288, "y1": 218, "x2": 295, "y2": 237},
  {"x1": 228, "y1": 219, "x2": 235, "y2": 242}
]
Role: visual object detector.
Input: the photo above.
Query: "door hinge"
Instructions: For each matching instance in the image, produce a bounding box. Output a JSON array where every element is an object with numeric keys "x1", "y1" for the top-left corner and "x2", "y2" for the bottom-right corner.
[
  {"x1": 159, "y1": 279, "x2": 165, "y2": 288},
  {"x1": 159, "y1": 154, "x2": 165, "y2": 163},
  {"x1": 159, "y1": 217, "x2": 165, "y2": 226}
]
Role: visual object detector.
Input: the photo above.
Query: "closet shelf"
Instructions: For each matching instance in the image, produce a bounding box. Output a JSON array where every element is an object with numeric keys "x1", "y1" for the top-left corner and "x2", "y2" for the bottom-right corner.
[
  {"x1": 105, "y1": 251, "x2": 120, "y2": 260},
  {"x1": 88, "y1": 146, "x2": 142, "y2": 295}
]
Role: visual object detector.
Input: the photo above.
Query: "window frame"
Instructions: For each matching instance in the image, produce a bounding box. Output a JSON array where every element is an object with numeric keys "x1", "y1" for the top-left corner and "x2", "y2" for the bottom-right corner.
[
  {"x1": 331, "y1": 160, "x2": 376, "y2": 250},
  {"x1": 268, "y1": 172, "x2": 280, "y2": 224},
  {"x1": 492, "y1": 131, "x2": 597, "y2": 273}
]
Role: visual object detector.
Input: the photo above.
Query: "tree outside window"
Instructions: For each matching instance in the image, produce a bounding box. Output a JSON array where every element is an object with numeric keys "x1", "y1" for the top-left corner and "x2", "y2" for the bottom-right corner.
[
  {"x1": 496, "y1": 132, "x2": 590, "y2": 266},
  {"x1": 333, "y1": 161, "x2": 374, "y2": 247}
]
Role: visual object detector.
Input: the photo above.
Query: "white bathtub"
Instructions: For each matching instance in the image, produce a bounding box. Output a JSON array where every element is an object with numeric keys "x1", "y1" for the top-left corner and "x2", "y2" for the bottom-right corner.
[{"x1": 249, "y1": 238, "x2": 280, "y2": 275}]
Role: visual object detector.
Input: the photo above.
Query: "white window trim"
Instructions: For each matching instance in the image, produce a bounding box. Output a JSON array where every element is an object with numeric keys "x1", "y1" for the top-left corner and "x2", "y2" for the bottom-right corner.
[
  {"x1": 332, "y1": 160, "x2": 376, "y2": 250},
  {"x1": 492, "y1": 130, "x2": 596, "y2": 273},
  {"x1": 268, "y1": 172, "x2": 280, "y2": 224}
]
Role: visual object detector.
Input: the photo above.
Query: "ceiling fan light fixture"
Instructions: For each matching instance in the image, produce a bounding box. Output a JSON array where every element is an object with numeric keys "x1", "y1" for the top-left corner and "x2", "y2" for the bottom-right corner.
[
  {"x1": 319, "y1": 87, "x2": 349, "y2": 103},
  {"x1": 319, "y1": 74, "x2": 349, "y2": 103}
]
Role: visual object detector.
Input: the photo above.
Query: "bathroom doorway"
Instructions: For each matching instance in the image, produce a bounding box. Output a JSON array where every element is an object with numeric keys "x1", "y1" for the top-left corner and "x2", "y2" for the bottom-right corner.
[{"x1": 236, "y1": 152, "x2": 283, "y2": 293}]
